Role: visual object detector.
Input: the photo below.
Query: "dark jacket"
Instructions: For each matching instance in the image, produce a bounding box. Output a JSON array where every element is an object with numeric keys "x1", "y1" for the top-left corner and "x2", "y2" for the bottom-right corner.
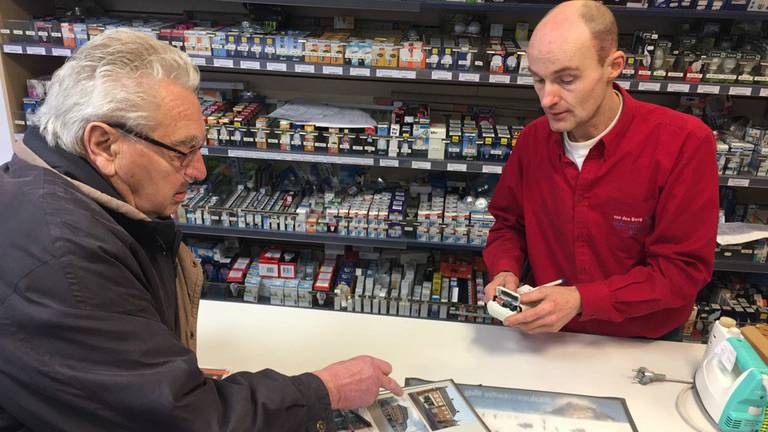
[{"x1": 0, "y1": 128, "x2": 333, "y2": 432}]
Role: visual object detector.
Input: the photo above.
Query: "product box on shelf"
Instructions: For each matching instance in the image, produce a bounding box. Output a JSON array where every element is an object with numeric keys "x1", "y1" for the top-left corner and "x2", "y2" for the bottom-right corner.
[
  {"x1": 716, "y1": 240, "x2": 768, "y2": 263},
  {"x1": 372, "y1": 39, "x2": 399, "y2": 68},
  {"x1": 398, "y1": 40, "x2": 426, "y2": 69},
  {"x1": 258, "y1": 248, "x2": 282, "y2": 278}
]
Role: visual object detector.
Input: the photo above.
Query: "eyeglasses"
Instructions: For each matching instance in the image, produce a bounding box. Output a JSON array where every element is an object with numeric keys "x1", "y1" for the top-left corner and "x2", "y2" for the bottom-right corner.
[{"x1": 107, "y1": 123, "x2": 201, "y2": 169}]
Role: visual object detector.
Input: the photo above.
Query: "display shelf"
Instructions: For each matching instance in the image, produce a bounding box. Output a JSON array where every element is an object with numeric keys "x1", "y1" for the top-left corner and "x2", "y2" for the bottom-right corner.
[
  {"x1": 422, "y1": 0, "x2": 768, "y2": 18},
  {"x1": 216, "y1": 0, "x2": 423, "y2": 11},
  {"x1": 203, "y1": 146, "x2": 768, "y2": 183},
  {"x1": 5, "y1": 43, "x2": 768, "y2": 98},
  {"x1": 221, "y1": 0, "x2": 768, "y2": 18},
  {"x1": 202, "y1": 146, "x2": 506, "y2": 173},
  {"x1": 712, "y1": 260, "x2": 768, "y2": 274},
  {"x1": 719, "y1": 175, "x2": 768, "y2": 189},
  {"x1": 179, "y1": 223, "x2": 485, "y2": 251},
  {"x1": 202, "y1": 284, "x2": 493, "y2": 323},
  {"x1": 179, "y1": 223, "x2": 768, "y2": 274}
]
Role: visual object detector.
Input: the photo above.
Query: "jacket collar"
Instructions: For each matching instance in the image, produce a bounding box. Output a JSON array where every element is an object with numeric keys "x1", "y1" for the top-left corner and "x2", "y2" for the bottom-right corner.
[
  {"x1": 14, "y1": 130, "x2": 182, "y2": 254},
  {"x1": 14, "y1": 126, "x2": 151, "y2": 222},
  {"x1": 23, "y1": 127, "x2": 123, "y2": 201}
]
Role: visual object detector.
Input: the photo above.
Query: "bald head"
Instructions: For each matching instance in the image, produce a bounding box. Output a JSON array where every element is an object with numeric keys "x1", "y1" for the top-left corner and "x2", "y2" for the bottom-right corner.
[{"x1": 537, "y1": 1, "x2": 618, "y2": 64}]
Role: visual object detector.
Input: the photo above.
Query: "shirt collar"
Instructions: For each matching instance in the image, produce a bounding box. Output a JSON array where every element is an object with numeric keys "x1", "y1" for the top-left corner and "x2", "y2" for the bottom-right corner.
[
  {"x1": 600, "y1": 83, "x2": 637, "y2": 159},
  {"x1": 548, "y1": 82, "x2": 635, "y2": 162}
]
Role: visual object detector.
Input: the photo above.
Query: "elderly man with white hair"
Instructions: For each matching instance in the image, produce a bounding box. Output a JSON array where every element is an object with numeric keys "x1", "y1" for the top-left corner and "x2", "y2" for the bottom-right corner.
[{"x1": 0, "y1": 28, "x2": 401, "y2": 431}]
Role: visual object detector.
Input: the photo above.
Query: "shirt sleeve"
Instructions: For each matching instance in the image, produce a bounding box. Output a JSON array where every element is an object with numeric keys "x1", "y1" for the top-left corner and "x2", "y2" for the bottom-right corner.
[
  {"x1": 576, "y1": 126, "x2": 718, "y2": 324},
  {"x1": 483, "y1": 129, "x2": 529, "y2": 278}
]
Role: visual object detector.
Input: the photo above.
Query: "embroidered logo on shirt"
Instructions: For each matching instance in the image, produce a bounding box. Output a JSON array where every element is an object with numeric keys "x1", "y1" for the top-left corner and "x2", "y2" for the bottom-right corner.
[{"x1": 612, "y1": 215, "x2": 646, "y2": 236}]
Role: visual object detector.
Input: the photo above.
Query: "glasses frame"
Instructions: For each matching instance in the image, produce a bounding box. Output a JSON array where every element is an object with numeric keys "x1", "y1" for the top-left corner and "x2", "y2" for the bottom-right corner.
[{"x1": 106, "y1": 122, "x2": 200, "y2": 169}]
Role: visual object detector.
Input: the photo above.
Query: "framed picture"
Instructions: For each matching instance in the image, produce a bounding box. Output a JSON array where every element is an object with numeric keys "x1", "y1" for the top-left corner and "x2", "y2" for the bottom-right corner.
[
  {"x1": 335, "y1": 379, "x2": 490, "y2": 432},
  {"x1": 405, "y1": 378, "x2": 638, "y2": 432}
]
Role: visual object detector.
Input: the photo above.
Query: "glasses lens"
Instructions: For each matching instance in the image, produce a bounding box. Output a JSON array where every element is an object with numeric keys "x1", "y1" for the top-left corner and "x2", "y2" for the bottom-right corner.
[{"x1": 181, "y1": 147, "x2": 201, "y2": 168}]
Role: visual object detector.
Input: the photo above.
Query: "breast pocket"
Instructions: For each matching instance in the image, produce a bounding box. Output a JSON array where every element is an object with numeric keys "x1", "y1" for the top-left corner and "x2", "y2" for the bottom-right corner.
[{"x1": 599, "y1": 197, "x2": 656, "y2": 258}]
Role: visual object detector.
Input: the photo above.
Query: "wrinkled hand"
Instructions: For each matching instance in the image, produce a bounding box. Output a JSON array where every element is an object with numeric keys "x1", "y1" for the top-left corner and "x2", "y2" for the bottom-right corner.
[
  {"x1": 313, "y1": 355, "x2": 403, "y2": 410},
  {"x1": 483, "y1": 271, "x2": 520, "y2": 304},
  {"x1": 503, "y1": 285, "x2": 582, "y2": 334}
]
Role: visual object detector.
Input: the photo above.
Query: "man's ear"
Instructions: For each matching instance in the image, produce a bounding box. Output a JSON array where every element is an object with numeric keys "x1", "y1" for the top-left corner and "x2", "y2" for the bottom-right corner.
[
  {"x1": 606, "y1": 50, "x2": 625, "y2": 81},
  {"x1": 83, "y1": 122, "x2": 119, "y2": 177}
]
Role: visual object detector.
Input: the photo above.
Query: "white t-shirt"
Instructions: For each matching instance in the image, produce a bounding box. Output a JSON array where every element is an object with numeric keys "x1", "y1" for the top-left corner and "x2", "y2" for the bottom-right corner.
[{"x1": 563, "y1": 91, "x2": 623, "y2": 171}]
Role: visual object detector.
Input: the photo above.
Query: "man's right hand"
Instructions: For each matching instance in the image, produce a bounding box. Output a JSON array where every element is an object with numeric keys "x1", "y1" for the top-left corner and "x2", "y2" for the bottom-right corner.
[
  {"x1": 313, "y1": 355, "x2": 403, "y2": 410},
  {"x1": 484, "y1": 271, "x2": 520, "y2": 304}
]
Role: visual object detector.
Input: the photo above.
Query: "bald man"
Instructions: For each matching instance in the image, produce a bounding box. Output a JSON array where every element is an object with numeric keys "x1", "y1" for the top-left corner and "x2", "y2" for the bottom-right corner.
[{"x1": 483, "y1": 1, "x2": 718, "y2": 340}]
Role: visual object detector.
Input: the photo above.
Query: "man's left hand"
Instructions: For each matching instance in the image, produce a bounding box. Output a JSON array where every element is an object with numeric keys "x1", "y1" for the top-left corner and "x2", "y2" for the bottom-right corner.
[{"x1": 502, "y1": 285, "x2": 582, "y2": 333}]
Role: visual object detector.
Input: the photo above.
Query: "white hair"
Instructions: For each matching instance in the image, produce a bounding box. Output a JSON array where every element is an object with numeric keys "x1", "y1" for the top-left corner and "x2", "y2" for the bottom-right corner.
[{"x1": 31, "y1": 28, "x2": 200, "y2": 155}]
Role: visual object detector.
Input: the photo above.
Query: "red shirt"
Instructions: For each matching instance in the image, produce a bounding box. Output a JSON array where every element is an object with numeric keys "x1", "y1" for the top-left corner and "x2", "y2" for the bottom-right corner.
[{"x1": 483, "y1": 85, "x2": 718, "y2": 338}]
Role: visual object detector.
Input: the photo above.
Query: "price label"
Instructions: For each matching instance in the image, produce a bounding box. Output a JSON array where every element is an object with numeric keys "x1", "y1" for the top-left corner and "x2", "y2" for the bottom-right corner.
[
  {"x1": 667, "y1": 83, "x2": 690, "y2": 93},
  {"x1": 241, "y1": 60, "x2": 260, "y2": 69},
  {"x1": 227, "y1": 149, "x2": 258, "y2": 159},
  {"x1": 295, "y1": 64, "x2": 315, "y2": 73},
  {"x1": 459, "y1": 73, "x2": 480, "y2": 82},
  {"x1": 638, "y1": 82, "x2": 661, "y2": 91},
  {"x1": 761, "y1": 88, "x2": 768, "y2": 98},
  {"x1": 323, "y1": 65, "x2": 343, "y2": 75},
  {"x1": 727, "y1": 178, "x2": 750, "y2": 187},
  {"x1": 200, "y1": 148, "x2": 209, "y2": 156},
  {"x1": 489, "y1": 74, "x2": 511, "y2": 84},
  {"x1": 379, "y1": 159, "x2": 399, "y2": 167},
  {"x1": 431, "y1": 70, "x2": 453, "y2": 80},
  {"x1": 397, "y1": 70, "x2": 416, "y2": 79},
  {"x1": 25, "y1": 30, "x2": 36, "y2": 36},
  {"x1": 26, "y1": 46, "x2": 46, "y2": 55},
  {"x1": 376, "y1": 69, "x2": 397, "y2": 78},
  {"x1": 12, "y1": 30, "x2": 22, "y2": 36},
  {"x1": 349, "y1": 67, "x2": 371, "y2": 77},
  {"x1": 411, "y1": 161, "x2": 432, "y2": 170},
  {"x1": 729, "y1": 86, "x2": 752, "y2": 96},
  {"x1": 266, "y1": 62, "x2": 287, "y2": 71},
  {"x1": 13, "y1": 120, "x2": 25, "y2": 125},
  {"x1": 189, "y1": 56, "x2": 206, "y2": 66},
  {"x1": 0, "y1": 29, "x2": 9, "y2": 34},
  {"x1": 213, "y1": 58, "x2": 234, "y2": 68},
  {"x1": 517, "y1": 75, "x2": 534, "y2": 85},
  {"x1": 3, "y1": 45, "x2": 22, "y2": 54},
  {"x1": 447, "y1": 163, "x2": 467, "y2": 172},
  {"x1": 51, "y1": 48, "x2": 71, "y2": 57},
  {"x1": 615, "y1": 80, "x2": 631, "y2": 89},
  {"x1": 482, "y1": 165, "x2": 503, "y2": 174},
  {"x1": 341, "y1": 157, "x2": 375, "y2": 166},
  {"x1": 697, "y1": 85, "x2": 720, "y2": 94}
]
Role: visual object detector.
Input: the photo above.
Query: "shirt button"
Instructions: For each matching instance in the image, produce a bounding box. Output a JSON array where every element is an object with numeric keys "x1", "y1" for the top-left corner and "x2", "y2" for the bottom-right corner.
[
  {"x1": 316, "y1": 420, "x2": 326, "y2": 431},
  {"x1": 189, "y1": 331, "x2": 195, "y2": 339},
  {"x1": 192, "y1": 261, "x2": 199, "y2": 268}
]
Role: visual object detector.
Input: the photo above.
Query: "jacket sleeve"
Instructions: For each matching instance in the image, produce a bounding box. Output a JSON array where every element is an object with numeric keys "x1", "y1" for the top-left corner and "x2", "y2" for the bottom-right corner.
[
  {"x1": 576, "y1": 127, "x2": 718, "y2": 324},
  {"x1": 483, "y1": 129, "x2": 529, "y2": 278},
  {"x1": 0, "y1": 246, "x2": 333, "y2": 432}
]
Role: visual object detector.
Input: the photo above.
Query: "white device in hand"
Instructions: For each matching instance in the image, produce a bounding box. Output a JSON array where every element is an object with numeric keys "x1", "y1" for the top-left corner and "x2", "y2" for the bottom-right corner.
[
  {"x1": 486, "y1": 280, "x2": 561, "y2": 322},
  {"x1": 486, "y1": 286, "x2": 522, "y2": 321}
]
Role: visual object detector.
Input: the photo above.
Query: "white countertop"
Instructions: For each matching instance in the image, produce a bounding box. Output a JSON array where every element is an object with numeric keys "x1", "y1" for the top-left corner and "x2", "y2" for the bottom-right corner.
[{"x1": 196, "y1": 299, "x2": 717, "y2": 432}]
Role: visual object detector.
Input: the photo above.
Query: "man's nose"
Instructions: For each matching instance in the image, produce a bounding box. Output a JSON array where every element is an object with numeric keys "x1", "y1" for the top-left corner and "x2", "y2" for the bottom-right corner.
[
  {"x1": 184, "y1": 150, "x2": 207, "y2": 181},
  {"x1": 539, "y1": 82, "x2": 561, "y2": 109}
]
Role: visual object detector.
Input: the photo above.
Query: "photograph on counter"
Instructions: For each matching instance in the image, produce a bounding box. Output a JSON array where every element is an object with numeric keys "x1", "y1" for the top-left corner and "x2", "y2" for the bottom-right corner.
[
  {"x1": 335, "y1": 380, "x2": 489, "y2": 432},
  {"x1": 405, "y1": 379, "x2": 637, "y2": 432}
]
